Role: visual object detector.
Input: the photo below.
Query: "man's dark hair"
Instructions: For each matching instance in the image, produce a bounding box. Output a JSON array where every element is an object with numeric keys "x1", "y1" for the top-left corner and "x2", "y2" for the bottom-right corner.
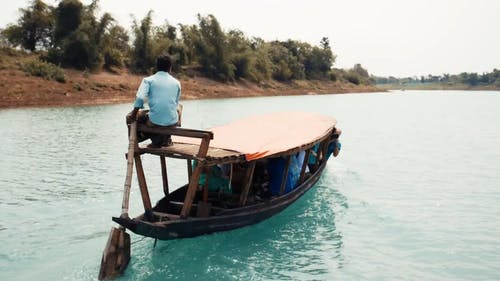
[{"x1": 157, "y1": 55, "x2": 172, "y2": 72}]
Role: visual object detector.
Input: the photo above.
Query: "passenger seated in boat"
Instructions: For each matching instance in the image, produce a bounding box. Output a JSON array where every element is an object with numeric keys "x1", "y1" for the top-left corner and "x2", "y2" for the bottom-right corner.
[
  {"x1": 126, "y1": 55, "x2": 182, "y2": 148},
  {"x1": 267, "y1": 155, "x2": 300, "y2": 195},
  {"x1": 296, "y1": 150, "x2": 306, "y2": 171},
  {"x1": 196, "y1": 163, "x2": 231, "y2": 195},
  {"x1": 241, "y1": 160, "x2": 271, "y2": 202},
  {"x1": 308, "y1": 128, "x2": 342, "y2": 170},
  {"x1": 331, "y1": 128, "x2": 342, "y2": 157}
]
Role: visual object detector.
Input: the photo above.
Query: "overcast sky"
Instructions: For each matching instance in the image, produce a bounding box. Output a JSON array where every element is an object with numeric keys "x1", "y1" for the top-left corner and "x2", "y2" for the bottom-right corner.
[{"x1": 1, "y1": 0, "x2": 499, "y2": 77}]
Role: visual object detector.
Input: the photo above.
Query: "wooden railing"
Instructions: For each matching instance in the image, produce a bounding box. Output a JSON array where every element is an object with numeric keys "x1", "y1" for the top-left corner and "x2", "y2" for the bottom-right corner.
[
  {"x1": 130, "y1": 124, "x2": 214, "y2": 219},
  {"x1": 135, "y1": 125, "x2": 214, "y2": 143}
]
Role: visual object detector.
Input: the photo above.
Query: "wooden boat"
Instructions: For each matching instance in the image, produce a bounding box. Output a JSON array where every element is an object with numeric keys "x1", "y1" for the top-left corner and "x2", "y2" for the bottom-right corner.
[{"x1": 99, "y1": 111, "x2": 340, "y2": 279}]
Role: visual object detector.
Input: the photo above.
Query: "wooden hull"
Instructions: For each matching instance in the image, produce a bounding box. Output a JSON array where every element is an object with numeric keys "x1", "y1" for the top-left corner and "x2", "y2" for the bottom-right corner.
[{"x1": 113, "y1": 160, "x2": 326, "y2": 240}]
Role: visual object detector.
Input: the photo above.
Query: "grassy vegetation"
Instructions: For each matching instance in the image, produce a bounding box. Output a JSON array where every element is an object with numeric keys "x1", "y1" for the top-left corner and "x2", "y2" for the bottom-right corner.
[{"x1": 21, "y1": 59, "x2": 66, "y2": 83}]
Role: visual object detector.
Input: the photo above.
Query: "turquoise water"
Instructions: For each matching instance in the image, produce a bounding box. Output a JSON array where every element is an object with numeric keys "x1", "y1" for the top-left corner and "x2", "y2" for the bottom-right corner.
[{"x1": 1, "y1": 91, "x2": 499, "y2": 280}]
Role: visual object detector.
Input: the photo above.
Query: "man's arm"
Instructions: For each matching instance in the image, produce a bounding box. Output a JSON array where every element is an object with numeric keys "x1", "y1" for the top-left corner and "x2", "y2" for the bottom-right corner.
[
  {"x1": 176, "y1": 83, "x2": 181, "y2": 104},
  {"x1": 126, "y1": 107, "x2": 139, "y2": 123},
  {"x1": 175, "y1": 82, "x2": 182, "y2": 126},
  {"x1": 126, "y1": 78, "x2": 149, "y2": 123}
]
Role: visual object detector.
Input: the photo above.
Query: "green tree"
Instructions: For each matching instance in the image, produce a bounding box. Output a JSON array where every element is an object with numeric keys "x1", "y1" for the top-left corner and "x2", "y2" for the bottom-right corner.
[
  {"x1": 343, "y1": 64, "x2": 372, "y2": 85},
  {"x1": 466, "y1": 73, "x2": 479, "y2": 86},
  {"x1": 444, "y1": 74, "x2": 452, "y2": 83},
  {"x1": 196, "y1": 14, "x2": 234, "y2": 81},
  {"x1": 53, "y1": 0, "x2": 83, "y2": 45},
  {"x1": 131, "y1": 11, "x2": 155, "y2": 73},
  {"x1": 304, "y1": 40, "x2": 334, "y2": 79},
  {"x1": 250, "y1": 38, "x2": 273, "y2": 81},
  {"x1": 352, "y1": 63, "x2": 369, "y2": 78},
  {"x1": 280, "y1": 40, "x2": 307, "y2": 79},
  {"x1": 268, "y1": 42, "x2": 294, "y2": 81},
  {"x1": 102, "y1": 25, "x2": 130, "y2": 69},
  {"x1": 48, "y1": 0, "x2": 125, "y2": 71},
  {"x1": 152, "y1": 22, "x2": 184, "y2": 71},
  {"x1": 303, "y1": 46, "x2": 320, "y2": 79},
  {"x1": 226, "y1": 29, "x2": 253, "y2": 79},
  {"x1": 345, "y1": 71, "x2": 360, "y2": 85},
  {"x1": 179, "y1": 24, "x2": 202, "y2": 65},
  {"x1": 268, "y1": 41, "x2": 305, "y2": 81},
  {"x1": 47, "y1": 0, "x2": 85, "y2": 68},
  {"x1": 0, "y1": 25, "x2": 23, "y2": 48},
  {"x1": 131, "y1": 14, "x2": 195, "y2": 74},
  {"x1": 1, "y1": 0, "x2": 54, "y2": 51}
]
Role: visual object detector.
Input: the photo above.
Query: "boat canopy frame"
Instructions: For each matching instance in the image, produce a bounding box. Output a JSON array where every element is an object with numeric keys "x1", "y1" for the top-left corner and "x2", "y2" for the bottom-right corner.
[{"x1": 126, "y1": 120, "x2": 337, "y2": 220}]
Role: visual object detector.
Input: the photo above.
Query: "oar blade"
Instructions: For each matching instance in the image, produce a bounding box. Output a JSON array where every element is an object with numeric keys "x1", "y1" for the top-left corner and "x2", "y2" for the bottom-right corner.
[{"x1": 98, "y1": 227, "x2": 131, "y2": 280}]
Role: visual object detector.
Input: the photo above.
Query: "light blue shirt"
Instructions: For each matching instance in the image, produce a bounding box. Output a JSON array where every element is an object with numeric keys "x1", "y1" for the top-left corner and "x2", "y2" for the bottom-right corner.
[{"x1": 133, "y1": 71, "x2": 181, "y2": 126}]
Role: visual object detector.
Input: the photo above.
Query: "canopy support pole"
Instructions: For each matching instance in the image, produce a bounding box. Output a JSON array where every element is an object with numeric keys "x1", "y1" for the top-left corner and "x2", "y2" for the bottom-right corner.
[
  {"x1": 181, "y1": 137, "x2": 211, "y2": 218},
  {"x1": 279, "y1": 156, "x2": 292, "y2": 195},
  {"x1": 181, "y1": 164, "x2": 203, "y2": 218},
  {"x1": 299, "y1": 148, "x2": 312, "y2": 184},
  {"x1": 160, "y1": 156, "x2": 169, "y2": 196},
  {"x1": 202, "y1": 167, "x2": 211, "y2": 203},
  {"x1": 239, "y1": 161, "x2": 256, "y2": 206},
  {"x1": 134, "y1": 155, "x2": 153, "y2": 218},
  {"x1": 197, "y1": 166, "x2": 212, "y2": 217},
  {"x1": 313, "y1": 140, "x2": 327, "y2": 172},
  {"x1": 187, "y1": 159, "x2": 193, "y2": 183}
]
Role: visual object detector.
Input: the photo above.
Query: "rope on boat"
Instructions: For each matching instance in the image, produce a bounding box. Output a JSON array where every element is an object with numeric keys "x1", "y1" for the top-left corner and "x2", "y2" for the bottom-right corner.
[{"x1": 130, "y1": 236, "x2": 147, "y2": 245}]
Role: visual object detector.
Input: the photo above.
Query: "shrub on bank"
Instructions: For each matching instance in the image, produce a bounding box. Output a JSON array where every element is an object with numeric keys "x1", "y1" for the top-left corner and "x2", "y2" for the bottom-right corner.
[
  {"x1": 345, "y1": 72, "x2": 361, "y2": 85},
  {"x1": 21, "y1": 59, "x2": 66, "y2": 83}
]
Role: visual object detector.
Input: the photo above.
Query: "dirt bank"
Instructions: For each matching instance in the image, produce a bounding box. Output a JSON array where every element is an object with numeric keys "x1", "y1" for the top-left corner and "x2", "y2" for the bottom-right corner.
[{"x1": 0, "y1": 52, "x2": 382, "y2": 109}]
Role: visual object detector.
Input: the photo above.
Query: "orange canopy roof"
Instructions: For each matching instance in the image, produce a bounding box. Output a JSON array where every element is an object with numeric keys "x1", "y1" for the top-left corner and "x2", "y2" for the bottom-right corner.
[{"x1": 174, "y1": 111, "x2": 337, "y2": 161}]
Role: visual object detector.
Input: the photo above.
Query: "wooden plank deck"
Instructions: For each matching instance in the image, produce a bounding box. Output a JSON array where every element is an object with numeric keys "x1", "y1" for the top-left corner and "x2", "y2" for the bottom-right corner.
[{"x1": 138, "y1": 142, "x2": 245, "y2": 164}]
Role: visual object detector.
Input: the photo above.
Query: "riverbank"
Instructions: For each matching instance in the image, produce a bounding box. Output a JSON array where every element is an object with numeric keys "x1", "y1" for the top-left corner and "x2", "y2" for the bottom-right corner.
[
  {"x1": 0, "y1": 68, "x2": 381, "y2": 109},
  {"x1": 0, "y1": 50, "x2": 381, "y2": 109}
]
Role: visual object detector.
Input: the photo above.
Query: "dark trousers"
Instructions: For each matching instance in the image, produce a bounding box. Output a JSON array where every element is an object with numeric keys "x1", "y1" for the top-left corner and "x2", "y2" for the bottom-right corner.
[{"x1": 136, "y1": 111, "x2": 176, "y2": 147}]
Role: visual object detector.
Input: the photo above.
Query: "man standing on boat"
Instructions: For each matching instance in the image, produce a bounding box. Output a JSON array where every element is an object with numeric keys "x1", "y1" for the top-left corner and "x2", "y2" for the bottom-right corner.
[{"x1": 126, "y1": 55, "x2": 181, "y2": 147}]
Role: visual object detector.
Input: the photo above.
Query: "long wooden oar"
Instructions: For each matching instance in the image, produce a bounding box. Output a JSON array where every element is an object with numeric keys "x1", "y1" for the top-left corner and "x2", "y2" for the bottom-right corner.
[
  {"x1": 121, "y1": 121, "x2": 137, "y2": 218},
  {"x1": 98, "y1": 121, "x2": 137, "y2": 280}
]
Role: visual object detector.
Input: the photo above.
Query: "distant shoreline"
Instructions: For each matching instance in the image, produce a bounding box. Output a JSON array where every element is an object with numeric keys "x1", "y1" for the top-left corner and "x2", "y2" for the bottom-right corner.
[{"x1": 377, "y1": 83, "x2": 499, "y2": 91}]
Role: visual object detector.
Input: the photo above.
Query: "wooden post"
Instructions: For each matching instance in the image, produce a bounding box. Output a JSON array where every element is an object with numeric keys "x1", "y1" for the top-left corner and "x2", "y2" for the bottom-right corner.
[
  {"x1": 181, "y1": 137, "x2": 211, "y2": 218},
  {"x1": 319, "y1": 137, "x2": 330, "y2": 164},
  {"x1": 187, "y1": 159, "x2": 193, "y2": 182},
  {"x1": 134, "y1": 155, "x2": 152, "y2": 212},
  {"x1": 239, "y1": 161, "x2": 256, "y2": 206},
  {"x1": 229, "y1": 164, "x2": 233, "y2": 189},
  {"x1": 196, "y1": 166, "x2": 212, "y2": 218},
  {"x1": 203, "y1": 167, "x2": 211, "y2": 203},
  {"x1": 198, "y1": 138, "x2": 210, "y2": 158},
  {"x1": 279, "y1": 156, "x2": 292, "y2": 195},
  {"x1": 313, "y1": 141, "x2": 327, "y2": 171},
  {"x1": 323, "y1": 137, "x2": 330, "y2": 158},
  {"x1": 299, "y1": 148, "x2": 312, "y2": 184},
  {"x1": 160, "y1": 156, "x2": 169, "y2": 196},
  {"x1": 181, "y1": 164, "x2": 203, "y2": 218}
]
